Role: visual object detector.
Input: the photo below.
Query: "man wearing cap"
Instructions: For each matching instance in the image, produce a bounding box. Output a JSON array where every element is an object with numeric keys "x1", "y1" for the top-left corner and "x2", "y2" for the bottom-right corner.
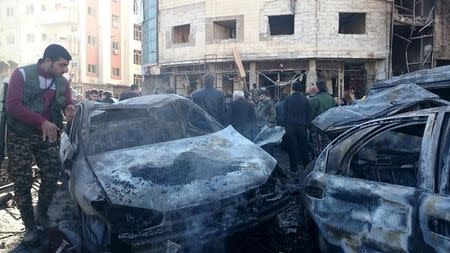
[{"x1": 6, "y1": 44, "x2": 74, "y2": 246}]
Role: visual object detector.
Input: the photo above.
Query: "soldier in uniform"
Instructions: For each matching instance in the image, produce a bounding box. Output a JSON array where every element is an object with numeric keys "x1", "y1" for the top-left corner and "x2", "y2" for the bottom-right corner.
[{"x1": 5, "y1": 44, "x2": 74, "y2": 246}]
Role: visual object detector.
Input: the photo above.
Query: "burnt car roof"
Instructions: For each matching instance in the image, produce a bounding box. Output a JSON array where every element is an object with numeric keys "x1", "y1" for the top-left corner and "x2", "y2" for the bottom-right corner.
[
  {"x1": 371, "y1": 65, "x2": 450, "y2": 91},
  {"x1": 79, "y1": 94, "x2": 192, "y2": 110},
  {"x1": 312, "y1": 83, "x2": 449, "y2": 132}
]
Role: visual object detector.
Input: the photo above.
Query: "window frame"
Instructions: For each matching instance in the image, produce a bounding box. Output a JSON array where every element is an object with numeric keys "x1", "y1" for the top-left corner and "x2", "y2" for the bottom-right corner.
[
  {"x1": 325, "y1": 116, "x2": 432, "y2": 188},
  {"x1": 338, "y1": 12, "x2": 366, "y2": 35}
]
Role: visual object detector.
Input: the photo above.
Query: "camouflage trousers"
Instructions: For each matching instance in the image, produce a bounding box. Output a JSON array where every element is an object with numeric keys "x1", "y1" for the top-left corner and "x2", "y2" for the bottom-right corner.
[{"x1": 7, "y1": 130, "x2": 61, "y2": 230}]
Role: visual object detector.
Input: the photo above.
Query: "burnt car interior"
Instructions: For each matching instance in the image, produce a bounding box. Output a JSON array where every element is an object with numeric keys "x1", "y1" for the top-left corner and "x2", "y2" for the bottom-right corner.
[
  {"x1": 327, "y1": 121, "x2": 426, "y2": 187},
  {"x1": 87, "y1": 101, "x2": 221, "y2": 154}
]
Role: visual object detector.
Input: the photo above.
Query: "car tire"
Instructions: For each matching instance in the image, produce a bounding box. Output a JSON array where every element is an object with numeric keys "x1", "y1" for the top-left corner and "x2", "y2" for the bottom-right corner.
[{"x1": 81, "y1": 211, "x2": 109, "y2": 253}]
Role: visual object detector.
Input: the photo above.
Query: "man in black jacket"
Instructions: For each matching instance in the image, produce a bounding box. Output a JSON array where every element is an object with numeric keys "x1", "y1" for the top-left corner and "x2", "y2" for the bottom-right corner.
[
  {"x1": 282, "y1": 81, "x2": 312, "y2": 171},
  {"x1": 192, "y1": 73, "x2": 226, "y2": 124},
  {"x1": 229, "y1": 90, "x2": 257, "y2": 140}
]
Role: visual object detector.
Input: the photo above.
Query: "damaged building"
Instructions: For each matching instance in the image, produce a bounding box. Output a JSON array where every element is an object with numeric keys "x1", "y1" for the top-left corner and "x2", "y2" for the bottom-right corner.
[{"x1": 140, "y1": 0, "x2": 450, "y2": 99}]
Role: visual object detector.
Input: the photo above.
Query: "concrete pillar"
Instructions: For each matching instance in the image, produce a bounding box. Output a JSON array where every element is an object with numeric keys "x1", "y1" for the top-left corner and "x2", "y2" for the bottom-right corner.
[
  {"x1": 375, "y1": 59, "x2": 388, "y2": 81},
  {"x1": 216, "y1": 73, "x2": 223, "y2": 91},
  {"x1": 306, "y1": 59, "x2": 317, "y2": 86},
  {"x1": 169, "y1": 75, "x2": 176, "y2": 93},
  {"x1": 338, "y1": 65, "x2": 344, "y2": 98},
  {"x1": 249, "y1": 62, "x2": 257, "y2": 87}
]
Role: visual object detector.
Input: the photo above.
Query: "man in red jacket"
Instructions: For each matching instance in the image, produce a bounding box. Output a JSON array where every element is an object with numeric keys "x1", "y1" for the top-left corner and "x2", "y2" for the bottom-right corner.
[{"x1": 6, "y1": 44, "x2": 74, "y2": 246}]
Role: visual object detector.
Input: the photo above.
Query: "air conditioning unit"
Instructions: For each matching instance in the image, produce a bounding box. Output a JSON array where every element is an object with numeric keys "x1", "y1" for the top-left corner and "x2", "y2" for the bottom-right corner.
[
  {"x1": 113, "y1": 49, "x2": 119, "y2": 54},
  {"x1": 112, "y1": 22, "x2": 119, "y2": 28}
]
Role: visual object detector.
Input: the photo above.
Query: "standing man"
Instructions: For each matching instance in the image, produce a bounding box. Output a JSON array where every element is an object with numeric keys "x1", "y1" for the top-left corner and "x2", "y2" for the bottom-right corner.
[
  {"x1": 255, "y1": 89, "x2": 276, "y2": 129},
  {"x1": 309, "y1": 80, "x2": 337, "y2": 119},
  {"x1": 309, "y1": 80, "x2": 337, "y2": 157},
  {"x1": 228, "y1": 90, "x2": 257, "y2": 140},
  {"x1": 192, "y1": 73, "x2": 226, "y2": 124},
  {"x1": 6, "y1": 44, "x2": 75, "y2": 246},
  {"x1": 283, "y1": 81, "x2": 311, "y2": 171}
]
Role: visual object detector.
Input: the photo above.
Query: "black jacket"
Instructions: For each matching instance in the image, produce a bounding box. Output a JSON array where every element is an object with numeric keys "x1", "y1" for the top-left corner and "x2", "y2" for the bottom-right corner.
[
  {"x1": 192, "y1": 86, "x2": 226, "y2": 124},
  {"x1": 282, "y1": 92, "x2": 311, "y2": 126},
  {"x1": 228, "y1": 98, "x2": 257, "y2": 138}
]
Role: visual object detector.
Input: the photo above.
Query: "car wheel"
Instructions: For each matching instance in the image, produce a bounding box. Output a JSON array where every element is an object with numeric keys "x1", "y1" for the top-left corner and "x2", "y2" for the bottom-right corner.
[{"x1": 81, "y1": 211, "x2": 109, "y2": 253}]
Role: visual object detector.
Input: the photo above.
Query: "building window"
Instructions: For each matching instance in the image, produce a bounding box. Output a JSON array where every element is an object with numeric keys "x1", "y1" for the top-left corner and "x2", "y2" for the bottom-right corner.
[
  {"x1": 134, "y1": 50, "x2": 141, "y2": 65},
  {"x1": 112, "y1": 42, "x2": 119, "y2": 54},
  {"x1": 7, "y1": 35, "x2": 15, "y2": 44},
  {"x1": 173, "y1": 24, "x2": 190, "y2": 43},
  {"x1": 26, "y1": 4, "x2": 35, "y2": 15},
  {"x1": 112, "y1": 15, "x2": 120, "y2": 28},
  {"x1": 88, "y1": 6, "x2": 96, "y2": 16},
  {"x1": 88, "y1": 35, "x2": 97, "y2": 46},
  {"x1": 213, "y1": 20, "x2": 236, "y2": 40},
  {"x1": 42, "y1": 33, "x2": 47, "y2": 41},
  {"x1": 26, "y1": 34, "x2": 35, "y2": 42},
  {"x1": 6, "y1": 8, "x2": 14, "y2": 16},
  {"x1": 268, "y1": 15, "x2": 294, "y2": 35},
  {"x1": 88, "y1": 64, "x2": 97, "y2": 73},
  {"x1": 134, "y1": 74, "x2": 142, "y2": 86},
  {"x1": 339, "y1": 13, "x2": 366, "y2": 34},
  {"x1": 112, "y1": 67, "x2": 120, "y2": 76},
  {"x1": 41, "y1": 4, "x2": 46, "y2": 11},
  {"x1": 134, "y1": 24, "x2": 142, "y2": 41}
]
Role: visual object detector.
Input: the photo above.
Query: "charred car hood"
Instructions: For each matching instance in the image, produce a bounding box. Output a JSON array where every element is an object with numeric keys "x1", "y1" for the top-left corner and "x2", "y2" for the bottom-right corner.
[
  {"x1": 85, "y1": 126, "x2": 277, "y2": 212},
  {"x1": 312, "y1": 83, "x2": 443, "y2": 132}
]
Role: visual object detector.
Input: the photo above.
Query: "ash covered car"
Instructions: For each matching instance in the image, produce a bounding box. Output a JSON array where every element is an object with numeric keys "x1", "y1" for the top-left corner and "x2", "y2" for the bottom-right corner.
[
  {"x1": 371, "y1": 65, "x2": 450, "y2": 101},
  {"x1": 303, "y1": 106, "x2": 450, "y2": 253},
  {"x1": 313, "y1": 83, "x2": 450, "y2": 140},
  {"x1": 61, "y1": 94, "x2": 291, "y2": 253}
]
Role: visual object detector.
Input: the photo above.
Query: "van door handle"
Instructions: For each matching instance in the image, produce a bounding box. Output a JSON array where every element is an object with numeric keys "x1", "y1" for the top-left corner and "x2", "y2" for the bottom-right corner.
[{"x1": 305, "y1": 185, "x2": 326, "y2": 199}]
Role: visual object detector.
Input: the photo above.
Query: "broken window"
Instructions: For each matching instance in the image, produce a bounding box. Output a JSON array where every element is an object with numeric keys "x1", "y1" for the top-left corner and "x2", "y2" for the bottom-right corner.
[
  {"x1": 347, "y1": 123, "x2": 425, "y2": 187},
  {"x1": 338, "y1": 13, "x2": 366, "y2": 34},
  {"x1": 268, "y1": 15, "x2": 294, "y2": 36},
  {"x1": 173, "y1": 24, "x2": 190, "y2": 44},
  {"x1": 213, "y1": 20, "x2": 237, "y2": 40},
  {"x1": 441, "y1": 115, "x2": 450, "y2": 194}
]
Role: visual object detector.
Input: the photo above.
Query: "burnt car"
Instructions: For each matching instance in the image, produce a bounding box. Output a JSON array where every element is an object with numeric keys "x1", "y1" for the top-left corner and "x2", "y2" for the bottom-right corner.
[
  {"x1": 303, "y1": 106, "x2": 450, "y2": 253},
  {"x1": 60, "y1": 94, "x2": 291, "y2": 253},
  {"x1": 313, "y1": 83, "x2": 450, "y2": 140},
  {"x1": 371, "y1": 65, "x2": 450, "y2": 101}
]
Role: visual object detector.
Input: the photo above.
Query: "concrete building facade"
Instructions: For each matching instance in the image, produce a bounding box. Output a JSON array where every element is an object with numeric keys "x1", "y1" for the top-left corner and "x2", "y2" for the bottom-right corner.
[
  {"x1": 0, "y1": 0, "x2": 142, "y2": 98},
  {"x1": 143, "y1": 0, "x2": 394, "y2": 98},
  {"x1": 142, "y1": 0, "x2": 450, "y2": 99}
]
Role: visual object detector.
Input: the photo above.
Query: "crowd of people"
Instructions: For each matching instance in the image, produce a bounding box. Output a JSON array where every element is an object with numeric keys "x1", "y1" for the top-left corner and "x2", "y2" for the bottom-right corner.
[
  {"x1": 190, "y1": 73, "x2": 345, "y2": 171},
  {"x1": 73, "y1": 84, "x2": 141, "y2": 104}
]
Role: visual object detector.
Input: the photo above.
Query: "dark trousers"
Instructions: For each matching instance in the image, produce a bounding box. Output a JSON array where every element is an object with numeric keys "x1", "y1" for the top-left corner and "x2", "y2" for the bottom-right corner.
[
  {"x1": 7, "y1": 130, "x2": 61, "y2": 230},
  {"x1": 285, "y1": 124, "x2": 310, "y2": 169}
]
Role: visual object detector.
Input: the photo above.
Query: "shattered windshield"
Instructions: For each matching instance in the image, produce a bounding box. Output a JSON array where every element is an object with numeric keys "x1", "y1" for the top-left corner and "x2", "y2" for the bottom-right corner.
[{"x1": 86, "y1": 100, "x2": 222, "y2": 154}]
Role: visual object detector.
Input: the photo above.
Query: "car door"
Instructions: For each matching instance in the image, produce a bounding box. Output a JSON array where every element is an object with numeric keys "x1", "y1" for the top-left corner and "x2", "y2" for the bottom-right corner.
[
  {"x1": 417, "y1": 112, "x2": 450, "y2": 253},
  {"x1": 304, "y1": 114, "x2": 437, "y2": 253}
]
